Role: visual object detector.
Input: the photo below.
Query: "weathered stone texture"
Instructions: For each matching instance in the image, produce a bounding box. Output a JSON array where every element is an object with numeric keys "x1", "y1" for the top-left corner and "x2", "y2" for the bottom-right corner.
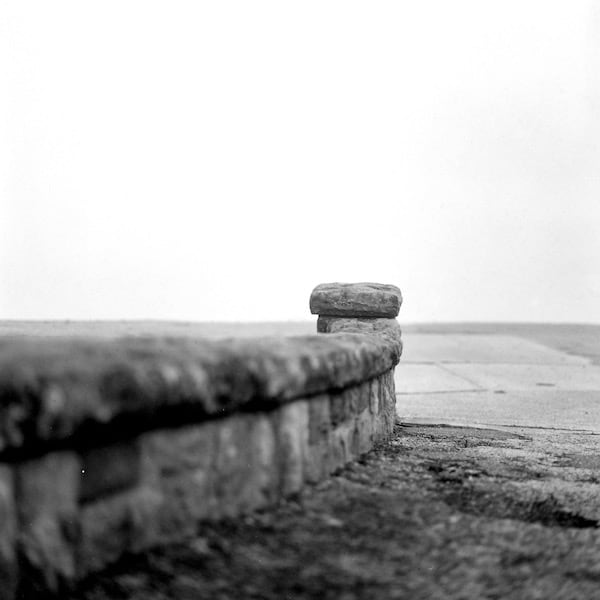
[
  {"x1": 247, "y1": 414, "x2": 278, "y2": 505},
  {"x1": 307, "y1": 395, "x2": 331, "y2": 446},
  {"x1": 0, "y1": 281, "x2": 404, "y2": 598},
  {"x1": 140, "y1": 422, "x2": 217, "y2": 478},
  {"x1": 274, "y1": 402, "x2": 310, "y2": 496},
  {"x1": 369, "y1": 377, "x2": 380, "y2": 415},
  {"x1": 0, "y1": 333, "x2": 400, "y2": 456},
  {"x1": 153, "y1": 469, "x2": 212, "y2": 539},
  {"x1": 328, "y1": 420, "x2": 354, "y2": 471},
  {"x1": 355, "y1": 408, "x2": 375, "y2": 455},
  {"x1": 0, "y1": 368, "x2": 398, "y2": 597},
  {"x1": 0, "y1": 466, "x2": 16, "y2": 600},
  {"x1": 317, "y1": 316, "x2": 403, "y2": 349},
  {"x1": 80, "y1": 441, "x2": 141, "y2": 503},
  {"x1": 378, "y1": 370, "x2": 397, "y2": 437},
  {"x1": 310, "y1": 282, "x2": 402, "y2": 318},
  {"x1": 140, "y1": 422, "x2": 219, "y2": 530},
  {"x1": 329, "y1": 381, "x2": 371, "y2": 426},
  {"x1": 77, "y1": 370, "x2": 394, "y2": 580},
  {"x1": 78, "y1": 485, "x2": 162, "y2": 576},
  {"x1": 214, "y1": 414, "x2": 278, "y2": 516},
  {"x1": 305, "y1": 395, "x2": 331, "y2": 483},
  {"x1": 15, "y1": 452, "x2": 81, "y2": 596}
]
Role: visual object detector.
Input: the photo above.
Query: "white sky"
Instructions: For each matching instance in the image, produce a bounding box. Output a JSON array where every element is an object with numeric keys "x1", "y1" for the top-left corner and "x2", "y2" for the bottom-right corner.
[{"x1": 1, "y1": 1, "x2": 599, "y2": 323}]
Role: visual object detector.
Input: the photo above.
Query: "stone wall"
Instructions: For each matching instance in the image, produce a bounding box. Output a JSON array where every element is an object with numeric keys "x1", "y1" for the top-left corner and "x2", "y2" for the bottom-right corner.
[{"x1": 0, "y1": 282, "x2": 403, "y2": 598}]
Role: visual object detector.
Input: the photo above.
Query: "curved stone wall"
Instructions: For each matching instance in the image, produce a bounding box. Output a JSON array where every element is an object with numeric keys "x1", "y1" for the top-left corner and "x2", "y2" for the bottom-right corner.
[{"x1": 0, "y1": 282, "x2": 403, "y2": 599}]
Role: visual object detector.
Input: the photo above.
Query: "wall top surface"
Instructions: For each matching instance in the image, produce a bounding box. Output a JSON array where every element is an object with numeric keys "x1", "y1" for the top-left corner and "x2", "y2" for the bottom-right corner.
[{"x1": 0, "y1": 330, "x2": 401, "y2": 457}]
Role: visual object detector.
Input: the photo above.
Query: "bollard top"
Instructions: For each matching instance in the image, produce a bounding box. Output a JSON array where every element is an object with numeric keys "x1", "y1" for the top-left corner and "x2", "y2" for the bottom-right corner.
[{"x1": 310, "y1": 282, "x2": 402, "y2": 318}]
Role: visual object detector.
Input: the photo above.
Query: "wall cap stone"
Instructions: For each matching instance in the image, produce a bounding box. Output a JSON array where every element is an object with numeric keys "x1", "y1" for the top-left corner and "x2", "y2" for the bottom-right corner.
[
  {"x1": 0, "y1": 332, "x2": 401, "y2": 458},
  {"x1": 310, "y1": 282, "x2": 403, "y2": 318}
]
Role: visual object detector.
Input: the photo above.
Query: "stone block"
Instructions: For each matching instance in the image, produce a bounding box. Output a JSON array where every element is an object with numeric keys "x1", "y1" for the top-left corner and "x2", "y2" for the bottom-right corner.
[
  {"x1": 212, "y1": 416, "x2": 250, "y2": 516},
  {"x1": 156, "y1": 468, "x2": 214, "y2": 539},
  {"x1": 305, "y1": 396, "x2": 331, "y2": 484},
  {"x1": 355, "y1": 408, "x2": 375, "y2": 456},
  {"x1": 308, "y1": 395, "x2": 331, "y2": 445},
  {"x1": 329, "y1": 384, "x2": 368, "y2": 427},
  {"x1": 369, "y1": 377, "x2": 380, "y2": 415},
  {"x1": 355, "y1": 380, "x2": 371, "y2": 414},
  {"x1": 377, "y1": 370, "x2": 397, "y2": 437},
  {"x1": 79, "y1": 440, "x2": 141, "y2": 503},
  {"x1": 15, "y1": 452, "x2": 81, "y2": 595},
  {"x1": 78, "y1": 485, "x2": 162, "y2": 576},
  {"x1": 327, "y1": 421, "x2": 354, "y2": 472},
  {"x1": 273, "y1": 402, "x2": 309, "y2": 496},
  {"x1": 310, "y1": 282, "x2": 402, "y2": 318},
  {"x1": 329, "y1": 388, "x2": 353, "y2": 427},
  {"x1": 0, "y1": 466, "x2": 16, "y2": 600},
  {"x1": 137, "y1": 423, "x2": 219, "y2": 540},
  {"x1": 213, "y1": 414, "x2": 277, "y2": 517},
  {"x1": 305, "y1": 439, "x2": 330, "y2": 484},
  {"x1": 247, "y1": 414, "x2": 278, "y2": 505},
  {"x1": 317, "y1": 316, "x2": 402, "y2": 346},
  {"x1": 140, "y1": 421, "x2": 218, "y2": 478}
]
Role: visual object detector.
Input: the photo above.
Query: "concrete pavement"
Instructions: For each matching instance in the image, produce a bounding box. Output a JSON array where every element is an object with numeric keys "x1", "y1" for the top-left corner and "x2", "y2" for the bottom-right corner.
[{"x1": 395, "y1": 332, "x2": 600, "y2": 432}]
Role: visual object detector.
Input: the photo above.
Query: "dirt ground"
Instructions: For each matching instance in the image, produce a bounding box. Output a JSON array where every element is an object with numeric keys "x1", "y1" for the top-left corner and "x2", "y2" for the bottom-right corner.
[{"x1": 71, "y1": 421, "x2": 600, "y2": 600}]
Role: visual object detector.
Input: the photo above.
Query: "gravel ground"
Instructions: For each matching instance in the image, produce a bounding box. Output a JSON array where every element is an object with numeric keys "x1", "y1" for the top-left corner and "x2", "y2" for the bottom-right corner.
[{"x1": 71, "y1": 422, "x2": 600, "y2": 600}]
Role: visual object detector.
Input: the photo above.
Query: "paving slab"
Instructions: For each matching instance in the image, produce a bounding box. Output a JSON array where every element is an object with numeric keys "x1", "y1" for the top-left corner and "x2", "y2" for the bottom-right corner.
[
  {"x1": 401, "y1": 334, "x2": 590, "y2": 365},
  {"x1": 394, "y1": 364, "x2": 481, "y2": 394},
  {"x1": 444, "y1": 363, "x2": 600, "y2": 392},
  {"x1": 396, "y1": 330, "x2": 600, "y2": 431},
  {"x1": 397, "y1": 390, "x2": 600, "y2": 433}
]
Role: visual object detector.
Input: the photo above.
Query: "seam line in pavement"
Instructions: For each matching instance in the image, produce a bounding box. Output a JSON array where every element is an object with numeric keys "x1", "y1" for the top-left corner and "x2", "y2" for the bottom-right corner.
[
  {"x1": 396, "y1": 390, "x2": 485, "y2": 396},
  {"x1": 435, "y1": 362, "x2": 486, "y2": 389},
  {"x1": 483, "y1": 423, "x2": 600, "y2": 432},
  {"x1": 402, "y1": 361, "x2": 591, "y2": 366}
]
